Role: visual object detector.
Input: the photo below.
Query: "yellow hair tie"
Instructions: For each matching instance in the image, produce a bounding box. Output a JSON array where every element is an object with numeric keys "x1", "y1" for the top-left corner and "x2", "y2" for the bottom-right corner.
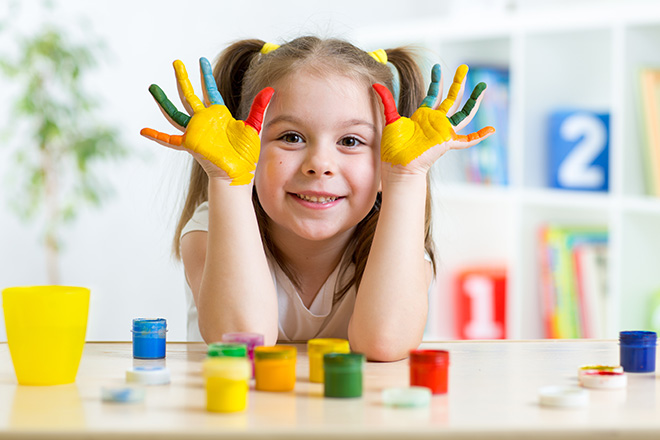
[
  {"x1": 260, "y1": 42, "x2": 280, "y2": 55},
  {"x1": 368, "y1": 49, "x2": 388, "y2": 65}
]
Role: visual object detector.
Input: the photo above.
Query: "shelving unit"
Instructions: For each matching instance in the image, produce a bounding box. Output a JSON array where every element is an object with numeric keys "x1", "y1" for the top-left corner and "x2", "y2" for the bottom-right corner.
[{"x1": 353, "y1": 1, "x2": 660, "y2": 339}]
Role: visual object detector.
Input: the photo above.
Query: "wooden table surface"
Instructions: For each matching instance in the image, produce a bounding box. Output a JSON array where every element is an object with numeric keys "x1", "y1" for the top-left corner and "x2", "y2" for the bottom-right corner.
[{"x1": 0, "y1": 340, "x2": 659, "y2": 439}]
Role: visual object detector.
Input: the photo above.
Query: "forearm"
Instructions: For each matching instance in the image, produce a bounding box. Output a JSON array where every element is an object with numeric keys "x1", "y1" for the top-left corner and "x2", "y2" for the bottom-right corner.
[
  {"x1": 197, "y1": 178, "x2": 279, "y2": 345},
  {"x1": 349, "y1": 171, "x2": 429, "y2": 361}
]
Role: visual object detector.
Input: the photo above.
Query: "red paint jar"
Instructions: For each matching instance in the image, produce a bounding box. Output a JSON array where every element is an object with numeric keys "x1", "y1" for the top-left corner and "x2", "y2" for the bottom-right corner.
[{"x1": 409, "y1": 350, "x2": 449, "y2": 394}]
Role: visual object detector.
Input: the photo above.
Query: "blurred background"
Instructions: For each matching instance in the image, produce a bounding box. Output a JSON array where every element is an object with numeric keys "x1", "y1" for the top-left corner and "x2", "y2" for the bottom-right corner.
[{"x1": 1, "y1": 0, "x2": 660, "y2": 342}]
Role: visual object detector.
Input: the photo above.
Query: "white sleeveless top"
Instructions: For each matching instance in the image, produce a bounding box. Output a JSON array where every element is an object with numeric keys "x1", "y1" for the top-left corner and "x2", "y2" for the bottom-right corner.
[{"x1": 181, "y1": 201, "x2": 430, "y2": 342}]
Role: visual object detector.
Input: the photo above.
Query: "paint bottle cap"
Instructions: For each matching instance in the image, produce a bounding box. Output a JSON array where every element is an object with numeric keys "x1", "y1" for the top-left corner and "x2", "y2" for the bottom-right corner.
[
  {"x1": 203, "y1": 357, "x2": 251, "y2": 380},
  {"x1": 580, "y1": 371, "x2": 627, "y2": 389},
  {"x1": 619, "y1": 330, "x2": 657, "y2": 345},
  {"x1": 126, "y1": 366, "x2": 171, "y2": 385},
  {"x1": 221, "y1": 332, "x2": 265, "y2": 350},
  {"x1": 409, "y1": 349, "x2": 449, "y2": 365},
  {"x1": 308, "y1": 338, "x2": 351, "y2": 355},
  {"x1": 254, "y1": 345, "x2": 297, "y2": 360},
  {"x1": 323, "y1": 353, "x2": 365, "y2": 371},
  {"x1": 382, "y1": 386, "x2": 432, "y2": 408},
  {"x1": 577, "y1": 365, "x2": 623, "y2": 383},
  {"x1": 101, "y1": 386, "x2": 146, "y2": 403},
  {"x1": 538, "y1": 385, "x2": 588, "y2": 408},
  {"x1": 207, "y1": 342, "x2": 248, "y2": 358}
]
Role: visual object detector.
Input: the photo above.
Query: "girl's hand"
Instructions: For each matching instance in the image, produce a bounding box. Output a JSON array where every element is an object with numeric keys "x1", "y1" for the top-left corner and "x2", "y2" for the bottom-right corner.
[
  {"x1": 373, "y1": 64, "x2": 495, "y2": 175},
  {"x1": 141, "y1": 58, "x2": 274, "y2": 185}
]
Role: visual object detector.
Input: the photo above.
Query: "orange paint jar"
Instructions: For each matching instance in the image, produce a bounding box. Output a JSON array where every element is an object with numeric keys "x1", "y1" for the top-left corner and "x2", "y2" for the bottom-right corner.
[{"x1": 254, "y1": 346, "x2": 297, "y2": 392}]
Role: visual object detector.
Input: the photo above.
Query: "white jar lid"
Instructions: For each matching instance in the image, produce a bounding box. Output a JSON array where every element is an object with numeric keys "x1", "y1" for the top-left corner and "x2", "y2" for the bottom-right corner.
[
  {"x1": 101, "y1": 386, "x2": 146, "y2": 403},
  {"x1": 382, "y1": 386, "x2": 432, "y2": 408},
  {"x1": 126, "y1": 366, "x2": 171, "y2": 385},
  {"x1": 577, "y1": 365, "x2": 623, "y2": 383},
  {"x1": 580, "y1": 371, "x2": 627, "y2": 389},
  {"x1": 538, "y1": 385, "x2": 588, "y2": 408}
]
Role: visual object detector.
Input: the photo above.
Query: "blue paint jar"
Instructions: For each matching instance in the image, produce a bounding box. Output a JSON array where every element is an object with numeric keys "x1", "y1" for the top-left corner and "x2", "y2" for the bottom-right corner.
[
  {"x1": 132, "y1": 318, "x2": 167, "y2": 359},
  {"x1": 619, "y1": 330, "x2": 657, "y2": 373}
]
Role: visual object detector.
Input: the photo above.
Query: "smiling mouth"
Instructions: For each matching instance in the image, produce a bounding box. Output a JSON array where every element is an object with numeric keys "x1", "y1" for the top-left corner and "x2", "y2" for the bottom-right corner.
[{"x1": 295, "y1": 194, "x2": 340, "y2": 204}]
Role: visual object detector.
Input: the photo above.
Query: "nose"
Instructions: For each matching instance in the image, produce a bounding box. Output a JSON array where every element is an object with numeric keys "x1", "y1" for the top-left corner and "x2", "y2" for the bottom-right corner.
[{"x1": 302, "y1": 143, "x2": 336, "y2": 177}]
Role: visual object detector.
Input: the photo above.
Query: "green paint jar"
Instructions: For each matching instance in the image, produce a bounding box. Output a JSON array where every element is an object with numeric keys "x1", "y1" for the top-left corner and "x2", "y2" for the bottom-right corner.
[
  {"x1": 323, "y1": 353, "x2": 365, "y2": 398},
  {"x1": 207, "y1": 343, "x2": 248, "y2": 358}
]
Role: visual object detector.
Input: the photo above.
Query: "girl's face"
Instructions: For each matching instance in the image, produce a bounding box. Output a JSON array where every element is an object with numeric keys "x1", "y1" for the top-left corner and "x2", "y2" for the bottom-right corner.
[{"x1": 256, "y1": 69, "x2": 382, "y2": 245}]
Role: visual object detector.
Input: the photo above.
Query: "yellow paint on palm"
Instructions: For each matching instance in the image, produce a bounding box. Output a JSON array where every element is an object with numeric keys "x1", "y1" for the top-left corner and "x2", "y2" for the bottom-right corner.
[
  {"x1": 183, "y1": 105, "x2": 260, "y2": 186},
  {"x1": 380, "y1": 107, "x2": 455, "y2": 166}
]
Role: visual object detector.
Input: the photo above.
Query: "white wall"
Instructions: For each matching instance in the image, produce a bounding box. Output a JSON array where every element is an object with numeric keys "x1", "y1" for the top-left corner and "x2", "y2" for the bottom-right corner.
[{"x1": 0, "y1": 0, "x2": 459, "y2": 341}]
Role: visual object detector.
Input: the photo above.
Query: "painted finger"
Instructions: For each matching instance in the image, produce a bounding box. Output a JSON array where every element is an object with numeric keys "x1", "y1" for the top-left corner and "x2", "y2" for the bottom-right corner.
[
  {"x1": 200, "y1": 57, "x2": 224, "y2": 106},
  {"x1": 450, "y1": 82, "x2": 487, "y2": 129},
  {"x1": 140, "y1": 127, "x2": 184, "y2": 148},
  {"x1": 438, "y1": 64, "x2": 468, "y2": 115},
  {"x1": 173, "y1": 60, "x2": 204, "y2": 113},
  {"x1": 244, "y1": 87, "x2": 275, "y2": 133},
  {"x1": 451, "y1": 126, "x2": 496, "y2": 148},
  {"x1": 149, "y1": 84, "x2": 190, "y2": 130},
  {"x1": 372, "y1": 83, "x2": 401, "y2": 125},
  {"x1": 420, "y1": 64, "x2": 443, "y2": 109}
]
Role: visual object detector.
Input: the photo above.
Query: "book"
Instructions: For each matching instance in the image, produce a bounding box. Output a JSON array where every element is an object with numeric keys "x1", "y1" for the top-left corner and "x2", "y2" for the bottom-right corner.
[{"x1": 638, "y1": 68, "x2": 660, "y2": 196}]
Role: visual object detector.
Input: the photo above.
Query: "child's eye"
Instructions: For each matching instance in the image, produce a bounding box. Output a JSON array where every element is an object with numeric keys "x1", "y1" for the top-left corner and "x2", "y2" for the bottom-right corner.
[
  {"x1": 339, "y1": 136, "x2": 363, "y2": 148},
  {"x1": 280, "y1": 133, "x2": 304, "y2": 144}
]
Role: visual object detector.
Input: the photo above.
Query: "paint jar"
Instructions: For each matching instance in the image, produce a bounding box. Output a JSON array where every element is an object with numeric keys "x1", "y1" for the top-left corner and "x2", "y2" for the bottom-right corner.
[
  {"x1": 254, "y1": 346, "x2": 297, "y2": 392},
  {"x1": 323, "y1": 353, "x2": 365, "y2": 398},
  {"x1": 308, "y1": 338, "x2": 351, "y2": 383},
  {"x1": 132, "y1": 318, "x2": 167, "y2": 359},
  {"x1": 2, "y1": 286, "x2": 90, "y2": 385},
  {"x1": 208, "y1": 342, "x2": 248, "y2": 358},
  {"x1": 409, "y1": 349, "x2": 449, "y2": 394},
  {"x1": 222, "y1": 333, "x2": 264, "y2": 376},
  {"x1": 619, "y1": 330, "x2": 657, "y2": 373},
  {"x1": 202, "y1": 357, "x2": 251, "y2": 413}
]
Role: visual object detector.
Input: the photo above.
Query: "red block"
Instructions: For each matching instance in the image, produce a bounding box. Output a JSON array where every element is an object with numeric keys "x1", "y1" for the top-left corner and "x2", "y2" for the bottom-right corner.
[{"x1": 455, "y1": 267, "x2": 507, "y2": 340}]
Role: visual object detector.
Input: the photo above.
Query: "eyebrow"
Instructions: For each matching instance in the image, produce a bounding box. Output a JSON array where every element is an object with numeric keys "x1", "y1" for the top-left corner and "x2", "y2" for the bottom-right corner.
[{"x1": 265, "y1": 115, "x2": 377, "y2": 133}]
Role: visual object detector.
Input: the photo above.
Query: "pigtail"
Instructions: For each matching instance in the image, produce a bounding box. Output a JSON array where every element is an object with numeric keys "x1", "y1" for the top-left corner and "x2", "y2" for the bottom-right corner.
[{"x1": 383, "y1": 48, "x2": 425, "y2": 118}]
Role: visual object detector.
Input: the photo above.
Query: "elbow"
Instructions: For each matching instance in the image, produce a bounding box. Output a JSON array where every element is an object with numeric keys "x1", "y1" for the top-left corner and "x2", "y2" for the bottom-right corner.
[{"x1": 349, "y1": 331, "x2": 422, "y2": 362}]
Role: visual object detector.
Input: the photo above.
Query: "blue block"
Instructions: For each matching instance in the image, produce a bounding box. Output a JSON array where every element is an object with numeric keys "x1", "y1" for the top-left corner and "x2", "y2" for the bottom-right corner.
[{"x1": 548, "y1": 110, "x2": 610, "y2": 191}]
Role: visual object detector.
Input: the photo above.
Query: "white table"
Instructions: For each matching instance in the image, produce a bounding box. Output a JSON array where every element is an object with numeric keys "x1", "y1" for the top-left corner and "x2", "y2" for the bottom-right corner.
[{"x1": 0, "y1": 340, "x2": 658, "y2": 439}]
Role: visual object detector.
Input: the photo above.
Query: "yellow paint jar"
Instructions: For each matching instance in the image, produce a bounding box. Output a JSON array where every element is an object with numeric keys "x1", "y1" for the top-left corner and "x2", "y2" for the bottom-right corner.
[
  {"x1": 202, "y1": 357, "x2": 251, "y2": 413},
  {"x1": 254, "y1": 346, "x2": 297, "y2": 392},
  {"x1": 307, "y1": 338, "x2": 350, "y2": 383}
]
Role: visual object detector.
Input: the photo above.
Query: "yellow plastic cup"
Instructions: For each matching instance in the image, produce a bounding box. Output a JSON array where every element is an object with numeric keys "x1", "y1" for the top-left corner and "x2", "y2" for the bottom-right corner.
[
  {"x1": 254, "y1": 346, "x2": 297, "y2": 392},
  {"x1": 308, "y1": 338, "x2": 351, "y2": 383},
  {"x1": 2, "y1": 286, "x2": 90, "y2": 386},
  {"x1": 203, "y1": 357, "x2": 251, "y2": 413}
]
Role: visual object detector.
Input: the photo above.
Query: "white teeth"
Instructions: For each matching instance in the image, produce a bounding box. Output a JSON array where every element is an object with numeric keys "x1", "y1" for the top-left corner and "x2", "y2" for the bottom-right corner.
[{"x1": 296, "y1": 194, "x2": 338, "y2": 203}]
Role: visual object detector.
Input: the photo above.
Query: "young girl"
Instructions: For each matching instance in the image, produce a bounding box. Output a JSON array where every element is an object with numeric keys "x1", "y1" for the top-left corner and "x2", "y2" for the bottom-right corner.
[{"x1": 141, "y1": 36, "x2": 493, "y2": 362}]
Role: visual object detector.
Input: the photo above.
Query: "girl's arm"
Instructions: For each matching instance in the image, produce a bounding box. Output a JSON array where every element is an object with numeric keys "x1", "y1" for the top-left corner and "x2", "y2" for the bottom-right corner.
[
  {"x1": 182, "y1": 180, "x2": 278, "y2": 345},
  {"x1": 142, "y1": 58, "x2": 278, "y2": 345},
  {"x1": 349, "y1": 64, "x2": 494, "y2": 361}
]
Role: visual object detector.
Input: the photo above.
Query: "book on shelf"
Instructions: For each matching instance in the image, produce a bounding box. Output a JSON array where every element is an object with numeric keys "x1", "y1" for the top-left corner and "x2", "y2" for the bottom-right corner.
[
  {"x1": 638, "y1": 67, "x2": 660, "y2": 196},
  {"x1": 538, "y1": 224, "x2": 609, "y2": 339},
  {"x1": 459, "y1": 65, "x2": 509, "y2": 186}
]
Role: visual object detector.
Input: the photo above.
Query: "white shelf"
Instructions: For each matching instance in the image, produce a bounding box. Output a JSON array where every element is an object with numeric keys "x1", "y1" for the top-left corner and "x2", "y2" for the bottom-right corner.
[{"x1": 352, "y1": 0, "x2": 660, "y2": 339}]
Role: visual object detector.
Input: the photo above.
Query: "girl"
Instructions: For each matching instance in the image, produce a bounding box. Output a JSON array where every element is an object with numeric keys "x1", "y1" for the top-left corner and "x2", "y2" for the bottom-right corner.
[{"x1": 141, "y1": 36, "x2": 493, "y2": 362}]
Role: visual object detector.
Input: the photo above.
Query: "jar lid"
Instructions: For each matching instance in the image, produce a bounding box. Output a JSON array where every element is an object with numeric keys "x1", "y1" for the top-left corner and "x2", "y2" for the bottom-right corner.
[
  {"x1": 538, "y1": 385, "x2": 588, "y2": 408},
  {"x1": 222, "y1": 332, "x2": 265, "y2": 348},
  {"x1": 207, "y1": 342, "x2": 248, "y2": 358},
  {"x1": 382, "y1": 386, "x2": 431, "y2": 408},
  {"x1": 410, "y1": 349, "x2": 449, "y2": 365},
  {"x1": 132, "y1": 318, "x2": 167, "y2": 333},
  {"x1": 580, "y1": 371, "x2": 627, "y2": 389},
  {"x1": 619, "y1": 330, "x2": 657, "y2": 343},
  {"x1": 254, "y1": 345, "x2": 297, "y2": 360},
  {"x1": 308, "y1": 338, "x2": 350, "y2": 355},
  {"x1": 125, "y1": 366, "x2": 171, "y2": 385},
  {"x1": 203, "y1": 357, "x2": 251, "y2": 380},
  {"x1": 577, "y1": 365, "x2": 622, "y2": 383},
  {"x1": 323, "y1": 353, "x2": 365, "y2": 369}
]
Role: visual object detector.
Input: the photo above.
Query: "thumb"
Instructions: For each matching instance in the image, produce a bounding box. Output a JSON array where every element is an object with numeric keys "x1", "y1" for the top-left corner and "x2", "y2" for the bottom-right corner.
[
  {"x1": 244, "y1": 87, "x2": 275, "y2": 133},
  {"x1": 372, "y1": 84, "x2": 401, "y2": 125}
]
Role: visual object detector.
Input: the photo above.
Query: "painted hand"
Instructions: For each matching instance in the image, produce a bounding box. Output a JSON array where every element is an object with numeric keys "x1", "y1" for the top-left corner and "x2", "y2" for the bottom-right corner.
[
  {"x1": 373, "y1": 64, "x2": 495, "y2": 169},
  {"x1": 141, "y1": 58, "x2": 274, "y2": 185}
]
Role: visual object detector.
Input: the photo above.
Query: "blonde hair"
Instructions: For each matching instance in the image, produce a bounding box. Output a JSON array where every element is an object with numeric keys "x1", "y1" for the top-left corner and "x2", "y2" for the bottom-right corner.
[{"x1": 173, "y1": 36, "x2": 435, "y2": 302}]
